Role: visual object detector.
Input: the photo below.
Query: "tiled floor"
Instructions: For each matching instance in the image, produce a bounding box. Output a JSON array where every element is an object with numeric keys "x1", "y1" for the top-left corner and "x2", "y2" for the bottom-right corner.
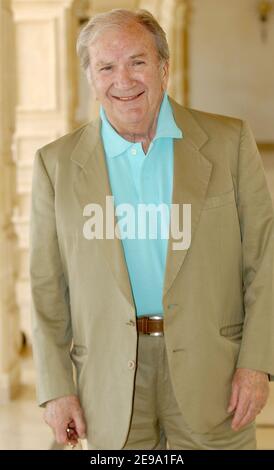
[
  {"x1": 0, "y1": 348, "x2": 53, "y2": 450},
  {"x1": 0, "y1": 347, "x2": 273, "y2": 450}
]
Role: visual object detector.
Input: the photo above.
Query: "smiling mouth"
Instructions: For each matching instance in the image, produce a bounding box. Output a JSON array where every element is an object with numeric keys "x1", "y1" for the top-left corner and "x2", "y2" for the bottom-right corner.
[{"x1": 112, "y1": 91, "x2": 145, "y2": 101}]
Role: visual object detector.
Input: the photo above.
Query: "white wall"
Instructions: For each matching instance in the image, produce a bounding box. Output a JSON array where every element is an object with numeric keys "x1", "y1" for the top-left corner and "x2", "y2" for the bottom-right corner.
[{"x1": 188, "y1": 0, "x2": 274, "y2": 142}]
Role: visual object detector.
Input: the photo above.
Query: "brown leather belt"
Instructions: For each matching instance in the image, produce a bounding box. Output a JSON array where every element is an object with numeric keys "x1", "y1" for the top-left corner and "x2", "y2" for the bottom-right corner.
[{"x1": 137, "y1": 316, "x2": 164, "y2": 336}]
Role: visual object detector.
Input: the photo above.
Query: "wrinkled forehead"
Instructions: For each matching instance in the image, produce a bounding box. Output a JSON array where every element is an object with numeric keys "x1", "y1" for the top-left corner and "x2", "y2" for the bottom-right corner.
[{"x1": 89, "y1": 22, "x2": 159, "y2": 62}]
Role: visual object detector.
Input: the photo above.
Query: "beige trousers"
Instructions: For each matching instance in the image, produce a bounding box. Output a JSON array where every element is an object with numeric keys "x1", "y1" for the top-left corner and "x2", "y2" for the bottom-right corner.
[{"x1": 122, "y1": 334, "x2": 256, "y2": 450}]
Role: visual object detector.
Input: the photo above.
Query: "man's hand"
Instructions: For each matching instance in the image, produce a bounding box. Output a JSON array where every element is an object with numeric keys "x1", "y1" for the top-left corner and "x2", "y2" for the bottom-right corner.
[
  {"x1": 227, "y1": 368, "x2": 269, "y2": 431},
  {"x1": 44, "y1": 395, "x2": 86, "y2": 446}
]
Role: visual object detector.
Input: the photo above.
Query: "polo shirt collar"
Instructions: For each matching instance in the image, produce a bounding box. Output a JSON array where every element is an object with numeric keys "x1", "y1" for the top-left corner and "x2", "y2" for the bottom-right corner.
[{"x1": 100, "y1": 92, "x2": 183, "y2": 159}]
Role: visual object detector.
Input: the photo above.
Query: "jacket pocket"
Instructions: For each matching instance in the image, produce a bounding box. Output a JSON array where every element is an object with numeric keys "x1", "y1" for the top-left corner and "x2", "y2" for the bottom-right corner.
[
  {"x1": 203, "y1": 188, "x2": 235, "y2": 210},
  {"x1": 220, "y1": 322, "x2": 244, "y2": 342}
]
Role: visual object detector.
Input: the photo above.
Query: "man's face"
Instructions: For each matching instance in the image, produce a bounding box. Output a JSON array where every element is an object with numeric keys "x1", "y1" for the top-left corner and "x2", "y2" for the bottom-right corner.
[{"x1": 88, "y1": 22, "x2": 169, "y2": 132}]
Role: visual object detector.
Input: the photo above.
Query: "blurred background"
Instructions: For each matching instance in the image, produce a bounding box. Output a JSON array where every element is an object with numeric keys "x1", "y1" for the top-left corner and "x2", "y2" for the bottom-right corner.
[{"x1": 0, "y1": 0, "x2": 273, "y2": 450}]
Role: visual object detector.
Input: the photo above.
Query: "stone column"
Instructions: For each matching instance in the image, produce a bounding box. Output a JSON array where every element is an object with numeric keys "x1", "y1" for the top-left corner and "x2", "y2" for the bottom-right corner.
[
  {"x1": 0, "y1": 0, "x2": 21, "y2": 403},
  {"x1": 11, "y1": 0, "x2": 79, "y2": 341}
]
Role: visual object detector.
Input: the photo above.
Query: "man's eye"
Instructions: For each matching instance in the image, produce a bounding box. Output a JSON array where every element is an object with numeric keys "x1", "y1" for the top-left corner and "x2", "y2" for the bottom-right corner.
[
  {"x1": 100, "y1": 66, "x2": 112, "y2": 72},
  {"x1": 133, "y1": 61, "x2": 145, "y2": 66}
]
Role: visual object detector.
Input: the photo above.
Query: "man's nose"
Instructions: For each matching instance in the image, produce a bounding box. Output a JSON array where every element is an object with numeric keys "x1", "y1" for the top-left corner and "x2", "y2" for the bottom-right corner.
[{"x1": 114, "y1": 66, "x2": 135, "y2": 89}]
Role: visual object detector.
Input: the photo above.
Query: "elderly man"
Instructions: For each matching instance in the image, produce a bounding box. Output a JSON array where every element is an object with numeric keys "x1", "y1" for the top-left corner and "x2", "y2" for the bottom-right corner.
[{"x1": 30, "y1": 9, "x2": 274, "y2": 450}]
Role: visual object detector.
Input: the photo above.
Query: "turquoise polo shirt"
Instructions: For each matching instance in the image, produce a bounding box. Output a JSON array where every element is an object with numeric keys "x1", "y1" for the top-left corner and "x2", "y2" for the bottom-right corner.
[{"x1": 100, "y1": 93, "x2": 183, "y2": 317}]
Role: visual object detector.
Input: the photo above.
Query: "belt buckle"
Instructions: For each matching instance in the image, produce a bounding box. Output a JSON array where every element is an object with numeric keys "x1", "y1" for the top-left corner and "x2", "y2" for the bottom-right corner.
[{"x1": 148, "y1": 315, "x2": 164, "y2": 337}]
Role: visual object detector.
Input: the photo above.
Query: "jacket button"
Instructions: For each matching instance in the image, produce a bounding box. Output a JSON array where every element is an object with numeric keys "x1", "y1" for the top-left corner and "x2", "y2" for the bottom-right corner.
[{"x1": 128, "y1": 360, "x2": 136, "y2": 370}]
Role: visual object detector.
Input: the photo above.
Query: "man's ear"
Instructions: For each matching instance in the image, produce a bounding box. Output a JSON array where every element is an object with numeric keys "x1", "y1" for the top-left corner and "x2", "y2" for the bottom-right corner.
[
  {"x1": 86, "y1": 67, "x2": 98, "y2": 101},
  {"x1": 161, "y1": 60, "x2": 169, "y2": 89},
  {"x1": 86, "y1": 66, "x2": 92, "y2": 84}
]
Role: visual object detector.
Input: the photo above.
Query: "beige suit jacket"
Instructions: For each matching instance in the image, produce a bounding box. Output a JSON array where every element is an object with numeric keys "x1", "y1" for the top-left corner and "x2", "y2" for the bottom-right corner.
[{"x1": 30, "y1": 98, "x2": 274, "y2": 449}]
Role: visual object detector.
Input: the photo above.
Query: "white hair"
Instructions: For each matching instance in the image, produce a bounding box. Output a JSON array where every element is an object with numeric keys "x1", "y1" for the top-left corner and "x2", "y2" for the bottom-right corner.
[{"x1": 76, "y1": 8, "x2": 170, "y2": 76}]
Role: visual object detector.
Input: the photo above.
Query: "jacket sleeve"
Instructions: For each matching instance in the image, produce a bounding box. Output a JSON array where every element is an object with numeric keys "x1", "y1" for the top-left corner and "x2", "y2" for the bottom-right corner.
[
  {"x1": 30, "y1": 149, "x2": 76, "y2": 405},
  {"x1": 235, "y1": 120, "x2": 274, "y2": 379}
]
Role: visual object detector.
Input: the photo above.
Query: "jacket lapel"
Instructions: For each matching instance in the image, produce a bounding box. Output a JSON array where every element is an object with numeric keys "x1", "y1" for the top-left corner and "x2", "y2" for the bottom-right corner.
[
  {"x1": 163, "y1": 101, "x2": 213, "y2": 297},
  {"x1": 71, "y1": 119, "x2": 135, "y2": 309}
]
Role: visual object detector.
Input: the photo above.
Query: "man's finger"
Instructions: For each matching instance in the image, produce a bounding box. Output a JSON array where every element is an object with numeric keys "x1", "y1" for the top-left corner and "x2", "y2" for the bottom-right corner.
[
  {"x1": 66, "y1": 425, "x2": 78, "y2": 440},
  {"x1": 233, "y1": 401, "x2": 257, "y2": 431},
  {"x1": 56, "y1": 426, "x2": 70, "y2": 445},
  {"x1": 66, "y1": 431, "x2": 79, "y2": 447},
  {"x1": 227, "y1": 382, "x2": 239, "y2": 413},
  {"x1": 73, "y1": 410, "x2": 87, "y2": 439},
  {"x1": 231, "y1": 391, "x2": 250, "y2": 430}
]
